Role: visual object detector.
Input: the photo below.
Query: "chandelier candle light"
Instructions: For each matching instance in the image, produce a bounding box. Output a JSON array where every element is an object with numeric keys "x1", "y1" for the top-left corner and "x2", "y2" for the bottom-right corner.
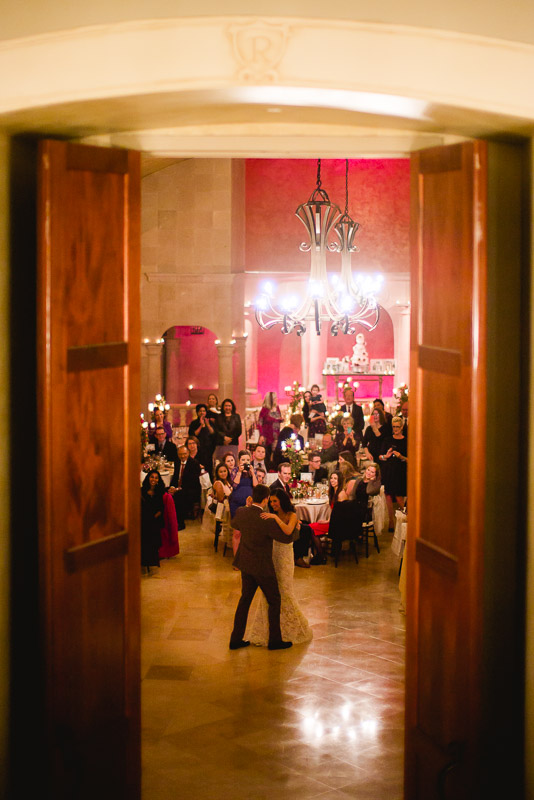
[{"x1": 255, "y1": 160, "x2": 383, "y2": 336}]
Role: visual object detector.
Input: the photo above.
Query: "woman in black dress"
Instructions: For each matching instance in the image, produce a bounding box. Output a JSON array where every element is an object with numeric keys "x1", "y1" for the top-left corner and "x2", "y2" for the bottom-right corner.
[
  {"x1": 214, "y1": 398, "x2": 242, "y2": 463},
  {"x1": 188, "y1": 403, "x2": 215, "y2": 476},
  {"x1": 379, "y1": 415, "x2": 408, "y2": 530},
  {"x1": 362, "y1": 407, "x2": 388, "y2": 463},
  {"x1": 335, "y1": 415, "x2": 360, "y2": 455},
  {"x1": 141, "y1": 469, "x2": 165, "y2": 573},
  {"x1": 307, "y1": 384, "x2": 327, "y2": 437}
]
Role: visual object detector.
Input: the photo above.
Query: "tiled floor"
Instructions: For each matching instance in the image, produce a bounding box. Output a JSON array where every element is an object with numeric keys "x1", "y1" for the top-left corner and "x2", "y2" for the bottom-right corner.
[{"x1": 141, "y1": 522, "x2": 405, "y2": 799}]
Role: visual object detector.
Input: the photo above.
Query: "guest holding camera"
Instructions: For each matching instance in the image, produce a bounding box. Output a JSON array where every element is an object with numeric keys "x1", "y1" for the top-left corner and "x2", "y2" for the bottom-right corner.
[
  {"x1": 229, "y1": 450, "x2": 258, "y2": 518},
  {"x1": 335, "y1": 415, "x2": 360, "y2": 454}
]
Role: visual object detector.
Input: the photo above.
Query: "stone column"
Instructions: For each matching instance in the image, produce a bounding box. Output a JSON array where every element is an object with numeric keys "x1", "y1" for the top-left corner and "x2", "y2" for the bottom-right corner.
[
  {"x1": 233, "y1": 336, "x2": 247, "y2": 439},
  {"x1": 216, "y1": 344, "x2": 234, "y2": 404},
  {"x1": 389, "y1": 304, "x2": 411, "y2": 390},
  {"x1": 164, "y1": 335, "x2": 182, "y2": 404},
  {"x1": 143, "y1": 342, "x2": 164, "y2": 413}
]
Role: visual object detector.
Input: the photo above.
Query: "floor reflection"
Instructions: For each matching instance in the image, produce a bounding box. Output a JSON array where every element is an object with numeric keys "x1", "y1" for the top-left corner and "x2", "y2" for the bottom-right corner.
[{"x1": 141, "y1": 521, "x2": 405, "y2": 799}]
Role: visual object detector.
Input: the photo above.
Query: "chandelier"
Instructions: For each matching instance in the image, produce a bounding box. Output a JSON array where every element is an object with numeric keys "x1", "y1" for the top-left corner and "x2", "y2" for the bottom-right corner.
[{"x1": 254, "y1": 160, "x2": 382, "y2": 336}]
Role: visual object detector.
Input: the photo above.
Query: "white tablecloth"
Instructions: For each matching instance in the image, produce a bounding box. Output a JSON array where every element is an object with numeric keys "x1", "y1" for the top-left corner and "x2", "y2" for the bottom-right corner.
[
  {"x1": 294, "y1": 500, "x2": 331, "y2": 524},
  {"x1": 391, "y1": 509, "x2": 407, "y2": 557}
]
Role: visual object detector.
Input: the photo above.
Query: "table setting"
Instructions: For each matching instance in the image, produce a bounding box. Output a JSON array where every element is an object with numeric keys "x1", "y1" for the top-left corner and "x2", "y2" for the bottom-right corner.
[{"x1": 291, "y1": 481, "x2": 331, "y2": 523}]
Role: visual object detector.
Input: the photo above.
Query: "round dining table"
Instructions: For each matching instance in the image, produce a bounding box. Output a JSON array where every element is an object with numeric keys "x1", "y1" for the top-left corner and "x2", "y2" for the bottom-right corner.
[{"x1": 294, "y1": 498, "x2": 331, "y2": 524}]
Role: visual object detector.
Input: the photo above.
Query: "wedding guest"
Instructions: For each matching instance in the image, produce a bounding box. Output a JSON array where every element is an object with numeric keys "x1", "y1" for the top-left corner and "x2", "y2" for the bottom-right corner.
[
  {"x1": 335, "y1": 415, "x2": 360, "y2": 454},
  {"x1": 168, "y1": 445, "x2": 201, "y2": 529},
  {"x1": 374, "y1": 398, "x2": 393, "y2": 431},
  {"x1": 307, "y1": 384, "x2": 327, "y2": 437},
  {"x1": 148, "y1": 406, "x2": 173, "y2": 442},
  {"x1": 206, "y1": 393, "x2": 220, "y2": 428},
  {"x1": 211, "y1": 461, "x2": 233, "y2": 553},
  {"x1": 338, "y1": 450, "x2": 359, "y2": 500},
  {"x1": 319, "y1": 432, "x2": 339, "y2": 465},
  {"x1": 229, "y1": 484, "x2": 294, "y2": 651},
  {"x1": 302, "y1": 390, "x2": 312, "y2": 427},
  {"x1": 152, "y1": 426, "x2": 179, "y2": 471},
  {"x1": 258, "y1": 391, "x2": 282, "y2": 457},
  {"x1": 303, "y1": 452, "x2": 328, "y2": 484},
  {"x1": 229, "y1": 450, "x2": 258, "y2": 518},
  {"x1": 222, "y1": 451, "x2": 237, "y2": 481},
  {"x1": 328, "y1": 463, "x2": 382, "y2": 564},
  {"x1": 246, "y1": 488, "x2": 312, "y2": 646},
  {"x1": 252, "y1": 443, "x2": 271, "y2": 474},
  {"x1": 214, "y1": 398, "x2": 242, "y2": 463},
  {"x1": 362, "y1": 407, "x2": 388, "y2": 463},
  {"x1": 269, "y1": 462, "x2": 292, "y2": 496},
  {"x1": 340, "y1": 386, "x2": 364, "y2": 437},
  {"x1": 379, "y1": 416, "x2": 407, "y2": 530},
  {"x1": 272, "y1": 414, "x2": 304, "y2": 468},
  {"x1": 188, "y1": 403, "x2": 215, "y2": 476},
  {"x1": 141, "y1": 470, "x2": 165, "y2": 573},
  {"x1": 255, "y1": 467, "x2": 266, "y2": 484},
  {"x1": 400, "y1": 398, "x2": 409, "y2": 439},
  {"x1": 309, "y1": 470, "x2": 345, "y2": 541}
]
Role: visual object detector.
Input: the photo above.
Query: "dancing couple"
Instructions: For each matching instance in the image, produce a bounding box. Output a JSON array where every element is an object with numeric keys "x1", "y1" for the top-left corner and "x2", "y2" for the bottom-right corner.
[{"x1": 229, "y1": 484, "x2": 312, "y2": 651}]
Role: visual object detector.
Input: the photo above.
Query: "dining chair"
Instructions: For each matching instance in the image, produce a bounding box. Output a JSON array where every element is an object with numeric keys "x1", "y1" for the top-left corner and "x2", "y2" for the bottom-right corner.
[
  {"x1": 329, "y1": 501, "x2": 359, "y2": 568},
  {"x1": 359, "y1": 498, "x2": 381, "y2": 558}
]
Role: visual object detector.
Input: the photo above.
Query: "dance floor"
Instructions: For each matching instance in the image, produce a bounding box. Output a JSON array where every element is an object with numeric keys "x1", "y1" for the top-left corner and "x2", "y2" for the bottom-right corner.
[{"x1": 141, "y1": 522, "x2": 405, "y2": 799}]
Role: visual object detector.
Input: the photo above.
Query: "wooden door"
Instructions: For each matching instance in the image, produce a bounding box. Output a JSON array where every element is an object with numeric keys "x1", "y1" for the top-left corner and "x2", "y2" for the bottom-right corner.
[
  {"x1": 406, "y1": 141, "x2": 488, "y2": 798},
  {"x1": 37, "y1": 141, "x2": 140, "y2": 799}
]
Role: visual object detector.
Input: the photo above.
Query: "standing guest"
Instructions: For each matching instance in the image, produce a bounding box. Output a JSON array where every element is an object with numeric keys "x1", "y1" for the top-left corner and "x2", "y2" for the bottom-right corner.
[
  {"x1": 302, "y1": 390, "x2": 312, "y2": 428},
  {"x1": 148, "y1": 406, "x2": 173, "y2": 442},
  {"x1": 374, "y1": 398, "x2": 393, "y2": 432},
  {"x1": 272, "y1": 414, "x2": 304, "y2": 468},
  {"x1": 303, "y1": 452, "x2": 328, "y2": 484},
  {"x1": 152, "y1": 426, "x2": 179, "y2": 472},
  {"x1": 308, "y1": 384, "x2": 327, "y2": 437},
  {"x1": 340, "y1": 387, "x2": 365, "y2": 438},
  {"x1": 168, "y1": 445, "x2": 201, "y2": 529},
  {"x1": 141, "y1": 470, "x2": 165, "y2": 573},
  {"x1": 246, "y1": 488, "x2": 312, "y2": 646},
  {"x1": 258, "y1": 391, "x2": 282, "y2": 457},
  {"x1": 252, "y1": 443, "x2": 271, "y2": 474},
  {"x1": 379, "y1": 416, "x2": 407, "y2": 530},
  {"x1": 335, "y1": 415, "x2": 360, "y2": 454},
  {"x1": 400, "y1": 399, "x2": 409, "y2": 439},
  {"x1": 362, "y1": 407, "x2": 388, "y2": 464},
  {"x1": 214, "y1": 398, "x2": 242, "y2": 464},
  {"x1": 206, "y1": 393, "x2": 220, "y2": 428},
  {"x1": 318, "y1": 432, "x2": 339, "y2": 465},
  {"x1": 229, "y1": 484, "x2": 294, "y2": 651},
  {"x1": 229, "y1": 450, "x2": 258, "y2": 519},
  {"x1": 211, "y1": 461, "x2": 233, "y2": 552},
  {"x1": 188, "y1": 403, "x2": 215, "y2": 476}
]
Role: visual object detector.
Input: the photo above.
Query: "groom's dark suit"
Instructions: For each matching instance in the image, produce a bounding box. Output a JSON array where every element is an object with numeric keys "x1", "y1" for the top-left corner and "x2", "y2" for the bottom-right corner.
[{"x1": 230, "y1": 504, "x2": 297, "y2": 647}]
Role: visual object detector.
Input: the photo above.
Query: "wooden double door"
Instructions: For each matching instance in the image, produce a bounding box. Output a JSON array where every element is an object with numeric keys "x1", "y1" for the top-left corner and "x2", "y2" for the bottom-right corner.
[{"x1": 34, "y1": 139, "x2": 526, "y2": 798}]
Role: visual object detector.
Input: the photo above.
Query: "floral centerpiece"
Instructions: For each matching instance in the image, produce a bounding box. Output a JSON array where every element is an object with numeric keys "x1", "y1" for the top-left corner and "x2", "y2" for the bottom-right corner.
[
  {"x1": 283, "y1": 380, "x2": 305, "y2": 425},
  {"x1": 394, "y1": 383, "x2": 409, "y2": 414}
]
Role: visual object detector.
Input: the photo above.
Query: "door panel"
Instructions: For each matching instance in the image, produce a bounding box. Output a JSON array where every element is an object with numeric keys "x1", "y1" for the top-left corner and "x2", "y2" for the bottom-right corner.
[
  {"x1": 37, "y1": 140, "x2": 140, "y2": 799},
  {"x1": 406, "y1": 141, "x2": 487, "y2": 799}
]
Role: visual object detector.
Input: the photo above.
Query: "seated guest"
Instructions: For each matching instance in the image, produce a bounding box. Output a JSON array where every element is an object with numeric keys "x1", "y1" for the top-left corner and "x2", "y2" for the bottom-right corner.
[
  {"x1": 335, "y1": 415, "x2": 361, "y2": 454},
  {"x1": 303, "y1": 452, "x2": 328, "y2": 484},
  {"x1": 272, "y1": 414, "x2": 304, "y2": 468},
  {"x1": 152, "y1": 426, "x2": 178, "y2": 469},
  {"x1": 258, "y1": 391, "x2": 282, "y2": 457},
  {"x1": 188, "y1": 403, "x2": 215, "y2": 476},
  {"x1": 362, "y1": 406, "x2": 388, "y2": 463},
  {"x1": 229, "y1": 450, "x2": 258, "y2": 519},
  {"x1": 340, "y1": 387, "x2": 365, "y2": 438},
  {"x1": 252, "y1": 443, "x2": 271, "y2": 474},
  {"x1": 318, "y1": 432, "x2": 339, "y2": 465},
  {"x1": 328, "y1": 463, "x2": 382, "y2": 564},
  {"x1": 255, "y1": 467, "x2": 266, "y2": 485},
  {"x1": 309, "y1": 470, "x2": 345, "y2": 553},
  {"x1": 373, "y1": 398, "x2": 393, "y2": 432},
  {"x1": 338, "y1": 450, "x2": 359, "y2": 499},
  {"x1": 169, "y1": 444, "x2": 201, "y2": 529},
  {"x1": 269, "y1": 461, "x2": 292, "y2": 496},
  {"x1": 148, "y1": 406, "x2": 173, "y2": 443},
  {"x1": 214, "y1": 397, "x2": 242, "y2": 463},
  {"x1": 186, "y1": 435, "x2": 206, "y2": 471}
]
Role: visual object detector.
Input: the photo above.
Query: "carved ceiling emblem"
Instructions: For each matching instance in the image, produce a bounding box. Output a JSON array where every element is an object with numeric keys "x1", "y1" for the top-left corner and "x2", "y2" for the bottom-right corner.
[{"x1": 228, "y1": 21, "x2": 290, "y2": 82}]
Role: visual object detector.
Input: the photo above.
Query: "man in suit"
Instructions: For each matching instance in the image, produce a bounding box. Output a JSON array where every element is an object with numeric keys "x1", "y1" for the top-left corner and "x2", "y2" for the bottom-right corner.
[
  {"x1": 303, "y1": 453, "x2": 328, "y2": 484},
  {"x1": 252, "y1": 443, "x2": 271, "y2": 474},
  {"x1": 340, "y1": 387, "x2": 365, "y2": 437},
  {"x1": 270, "y1": 462, "x2": 314, "y2": 569},
  {"x1": 168, "y1": 444, "x2": 201, "y2": 529},
  {"x1": 229, "y1": 484, "x2": 294, "y2": 651},
  {"x1": 153, "y1": 425, "x2": 178, "y2": 464},
  {"x1": 318, "y1": 432, "x2": 339, "y2": 465}
]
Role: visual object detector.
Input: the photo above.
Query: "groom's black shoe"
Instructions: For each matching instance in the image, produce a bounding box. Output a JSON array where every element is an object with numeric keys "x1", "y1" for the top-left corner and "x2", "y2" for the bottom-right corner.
[
  {"x1": 229, "y1": 639, "x2": 250, "y2": 650},
  {"x1": 268, "y1": 640, "x2": 292, "y2": 651}
]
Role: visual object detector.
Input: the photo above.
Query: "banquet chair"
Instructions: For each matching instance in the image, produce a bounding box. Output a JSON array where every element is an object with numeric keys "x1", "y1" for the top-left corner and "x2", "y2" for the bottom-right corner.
[
  {"x1": 329, "y1": 501, "x2": 359, "y2": 568},
  {"x1": 359, "y1": 498, "x2": 380, "y2": 558}
]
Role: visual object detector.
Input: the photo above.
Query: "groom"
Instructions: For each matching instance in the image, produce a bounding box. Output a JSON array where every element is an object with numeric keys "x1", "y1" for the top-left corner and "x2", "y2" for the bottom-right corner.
[{"x1": 229, "y1": 484, "x2": 294, "y2": 651}]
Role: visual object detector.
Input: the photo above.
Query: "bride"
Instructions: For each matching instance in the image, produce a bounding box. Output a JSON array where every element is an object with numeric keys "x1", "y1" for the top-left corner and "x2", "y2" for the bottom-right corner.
[{"x1": 246, "y1": 488, "x2": 313, "y2": 646}]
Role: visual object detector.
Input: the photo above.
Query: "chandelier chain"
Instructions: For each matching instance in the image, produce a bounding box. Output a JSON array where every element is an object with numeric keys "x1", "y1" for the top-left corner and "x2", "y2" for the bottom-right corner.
[{"x1": 316, "y1": 158, "x2": 322, "y2": 190}]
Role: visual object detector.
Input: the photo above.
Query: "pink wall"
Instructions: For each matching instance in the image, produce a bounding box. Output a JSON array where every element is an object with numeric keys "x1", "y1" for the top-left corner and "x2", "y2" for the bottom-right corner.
[
  {"x1": 165, "y1": 325, "x2": 218, "y2": 403},
  {"x1": 245, "y1": 158, "x2": 410, "y2": 273},
  {"x1": 256, "y1": 325, "x2": 303, "y2": 402}
]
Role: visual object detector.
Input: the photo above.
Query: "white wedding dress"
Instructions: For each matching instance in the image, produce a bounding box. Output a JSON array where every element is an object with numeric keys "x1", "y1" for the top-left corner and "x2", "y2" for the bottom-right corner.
[{"x1": 246, "y1": 540, "x2": 313, "y2": 646}]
